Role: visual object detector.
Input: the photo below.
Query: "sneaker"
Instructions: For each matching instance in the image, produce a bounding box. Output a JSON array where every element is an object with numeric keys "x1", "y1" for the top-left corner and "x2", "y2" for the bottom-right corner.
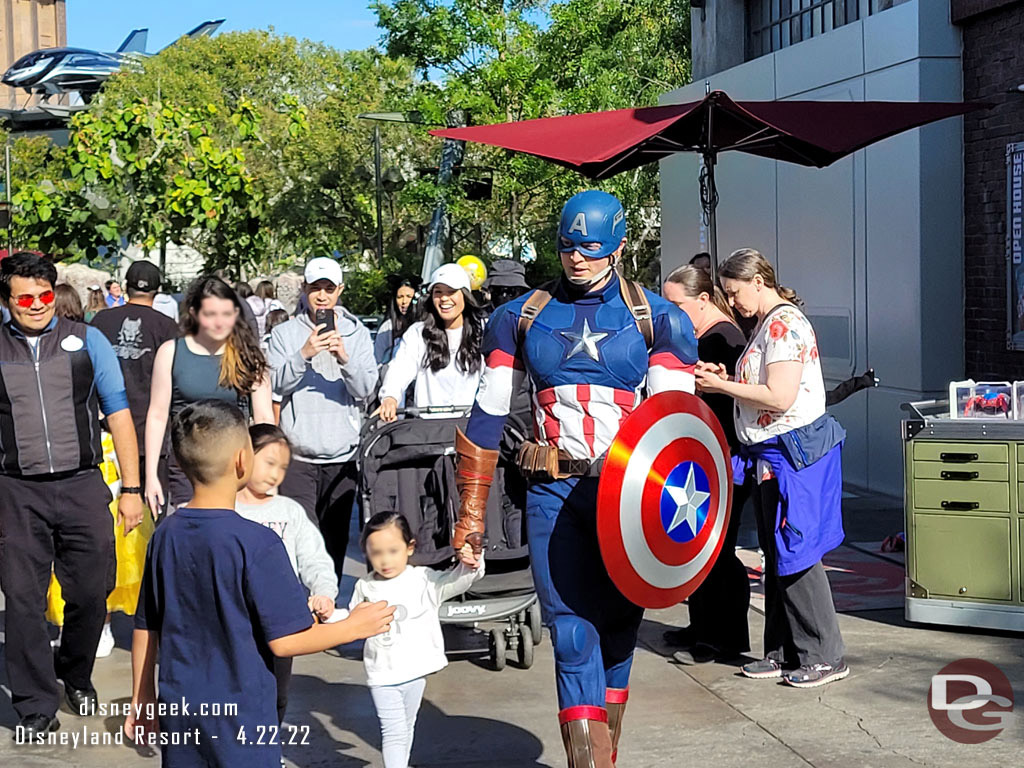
[
  {"x1": 784, "y1": 661, "x2": 850, "y2": 689},
  {"x1": 95, "y1": 623, "x2": 115, "y2": 659},
  {"x1": 741, "y1": 657, "x2": 784, "y2": 679},
  {"x1": 50, "y1": 628, "x2": 62, "y2": 651}
]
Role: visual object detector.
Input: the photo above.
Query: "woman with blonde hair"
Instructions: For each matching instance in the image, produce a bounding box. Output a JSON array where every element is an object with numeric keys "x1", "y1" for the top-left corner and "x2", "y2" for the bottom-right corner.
[
  {"x1": 84, "y1": 285, "x2": 106, "y2": 322},
  {"x1": 662, "y1": 264, "x2": 750, "y2": 663},
  {"x1": 696, "y1": 248, "x2": 848, "y2": 689}
]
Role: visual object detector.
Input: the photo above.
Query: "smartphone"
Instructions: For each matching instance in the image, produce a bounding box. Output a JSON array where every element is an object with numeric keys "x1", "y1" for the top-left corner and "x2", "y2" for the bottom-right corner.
[{"x1": 315, "y1": 308, "x2": 335, "y2": 335}]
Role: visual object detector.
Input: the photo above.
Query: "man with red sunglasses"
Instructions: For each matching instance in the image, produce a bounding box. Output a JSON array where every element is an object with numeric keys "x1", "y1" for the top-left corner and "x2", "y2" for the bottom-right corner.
[{"x1": 0, "y1": 252, "x2": 142, "y2": 742}]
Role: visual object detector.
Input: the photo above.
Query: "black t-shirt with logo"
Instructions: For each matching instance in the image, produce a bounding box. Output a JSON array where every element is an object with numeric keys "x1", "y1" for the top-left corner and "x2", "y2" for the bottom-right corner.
[{"x1": 91, "y1": 303, "x2": 179, "y2": 454}]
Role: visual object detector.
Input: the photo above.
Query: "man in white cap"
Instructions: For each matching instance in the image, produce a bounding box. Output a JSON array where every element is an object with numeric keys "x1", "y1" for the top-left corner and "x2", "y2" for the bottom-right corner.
[{"x1": 266, "y1": 257, "x2": 377, "y2": 583}]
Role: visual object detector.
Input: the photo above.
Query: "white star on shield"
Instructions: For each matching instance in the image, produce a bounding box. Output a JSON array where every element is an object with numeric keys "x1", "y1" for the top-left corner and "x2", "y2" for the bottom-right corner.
[
  {"x1": 561, "y1": 319, "x2": 608, "y2": 362},
  {"x1": 664, "y1": 464, "x2": 711, "y2": 538}
]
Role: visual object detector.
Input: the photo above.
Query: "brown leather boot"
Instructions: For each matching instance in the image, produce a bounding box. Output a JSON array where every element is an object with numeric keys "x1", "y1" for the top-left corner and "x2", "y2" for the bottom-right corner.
[
  {"x1": 606, "y1": 688, "x2": 628, "y2": 764},
  {"x1": 559, "y1": 707, "x2": 615, "y2": 768},
  {"x1": 452, "y1": 428, "x2": 499, "y2": 553}
]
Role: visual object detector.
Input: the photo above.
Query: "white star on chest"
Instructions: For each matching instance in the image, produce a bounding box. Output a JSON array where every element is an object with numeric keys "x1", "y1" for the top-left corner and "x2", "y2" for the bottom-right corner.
[
  {"x1": 560, "y1": 319, "x2": 608, "y2": 362},
  {"x1": 664, "y1": 465, "x2": 711, "y2": 537}
]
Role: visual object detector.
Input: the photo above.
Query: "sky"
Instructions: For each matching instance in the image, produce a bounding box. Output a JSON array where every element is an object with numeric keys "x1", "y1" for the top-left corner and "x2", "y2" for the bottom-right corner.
[{"x1": 66, "y1": 1, "x2": 382, "y2": 53}]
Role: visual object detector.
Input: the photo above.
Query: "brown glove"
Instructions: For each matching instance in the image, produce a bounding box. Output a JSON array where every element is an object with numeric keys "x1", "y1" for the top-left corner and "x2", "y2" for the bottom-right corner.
[{"x1": 453, "y1": 427, "x2": 499, "y2": 554}]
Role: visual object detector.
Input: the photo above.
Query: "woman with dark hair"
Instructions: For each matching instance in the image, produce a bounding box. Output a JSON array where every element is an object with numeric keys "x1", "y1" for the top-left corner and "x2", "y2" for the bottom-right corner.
[
  {"x1": 374, "y1": 277, "x2": 420, "y2": 365},
  {"x1": 697, "y1": 248, "x2": 848, "y2": 689},
  {"x1": 54, "y1": 283, "x2": 84, "y2": 321},
  {"x1": 662, "y1": 264, "x2": 751, "y2": 663},
  {"x1": 247, "y1": 279, "x2": 285, "y2": 338},
  {"x1": 234, "y1": 281, "x2": 254, "y2": 300},
  {"x1": 144, "y1": 276, "x2": 274, "y2": 513},
  {"x1": 378, "y1": 264, "x2": 484, "y2": 421}
]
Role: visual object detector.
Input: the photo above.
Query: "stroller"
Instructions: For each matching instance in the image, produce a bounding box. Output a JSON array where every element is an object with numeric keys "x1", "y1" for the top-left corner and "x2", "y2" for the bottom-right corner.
[{"x1": 358, "y1": 406, "x2": 542, "y2": 671}]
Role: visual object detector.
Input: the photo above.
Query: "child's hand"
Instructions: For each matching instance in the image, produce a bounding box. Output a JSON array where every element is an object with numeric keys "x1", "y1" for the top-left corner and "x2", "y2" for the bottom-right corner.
[
  {"x1": 458, "y1": 543, "x2": 481, "y2": 569},
  {"x1": 124, "y1": 695, "x2": 158, "y2": 742},
  {"x1": 346, "y1": 600, "x2": 395, "y2": 640},
  {"x1": 308, "y1": 595, "x2": 335, "y2": 621}
]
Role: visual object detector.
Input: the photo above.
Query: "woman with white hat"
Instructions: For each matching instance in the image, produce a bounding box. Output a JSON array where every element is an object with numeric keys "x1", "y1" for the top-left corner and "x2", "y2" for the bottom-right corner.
[{"x1": 378, "y1": 263, "x2": 485, "y2": 421}]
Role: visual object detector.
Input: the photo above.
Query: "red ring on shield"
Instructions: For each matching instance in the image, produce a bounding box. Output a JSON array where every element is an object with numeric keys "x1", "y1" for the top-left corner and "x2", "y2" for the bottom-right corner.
[{"x1": 597, "y1": 391, "x2": 733, "y2": 609}]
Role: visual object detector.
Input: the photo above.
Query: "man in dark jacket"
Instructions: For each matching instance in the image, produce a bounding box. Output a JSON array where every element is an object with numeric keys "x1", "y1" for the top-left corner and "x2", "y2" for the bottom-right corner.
[{"x1": 0, "y1": 253, "x2": 142, "y2": 741}]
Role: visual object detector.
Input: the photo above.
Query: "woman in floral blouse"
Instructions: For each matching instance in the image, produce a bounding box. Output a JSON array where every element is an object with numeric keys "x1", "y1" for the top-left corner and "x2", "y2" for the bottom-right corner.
[{"x1": 696, "y1": 248, "x2": 848, "y2": 690}]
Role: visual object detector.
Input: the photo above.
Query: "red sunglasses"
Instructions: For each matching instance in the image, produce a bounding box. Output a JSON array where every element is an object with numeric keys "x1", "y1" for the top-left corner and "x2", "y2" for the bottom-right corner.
[{"x1": 13, "y1": 290, "x2": 55, "y2": 308}]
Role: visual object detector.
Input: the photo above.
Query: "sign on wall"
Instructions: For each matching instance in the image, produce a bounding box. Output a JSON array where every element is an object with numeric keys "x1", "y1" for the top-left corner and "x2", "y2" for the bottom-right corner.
[{"x1": 1007, "y1": 142, "x2": 1024, "y2": 350}]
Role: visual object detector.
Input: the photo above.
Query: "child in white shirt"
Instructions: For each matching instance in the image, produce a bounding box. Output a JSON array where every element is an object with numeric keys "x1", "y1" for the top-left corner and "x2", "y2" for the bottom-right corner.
[
  {"x1": 235, "y1": 424, "x2": 338, "y2": 723},
  {"x1": 352, "y1": 511, "x2": 484, "y2": 768}
]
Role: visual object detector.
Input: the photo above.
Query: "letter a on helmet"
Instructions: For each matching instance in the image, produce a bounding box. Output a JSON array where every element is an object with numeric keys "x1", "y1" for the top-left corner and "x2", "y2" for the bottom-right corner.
[{"x1": 558, "y1": 190, "x2": 627, "y2": 259}]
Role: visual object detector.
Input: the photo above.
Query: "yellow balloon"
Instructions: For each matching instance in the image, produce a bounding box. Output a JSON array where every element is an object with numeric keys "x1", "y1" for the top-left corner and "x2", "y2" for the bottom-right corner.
[{"x1": 457, "y1": 255, "x2": 487, "y2": 290}]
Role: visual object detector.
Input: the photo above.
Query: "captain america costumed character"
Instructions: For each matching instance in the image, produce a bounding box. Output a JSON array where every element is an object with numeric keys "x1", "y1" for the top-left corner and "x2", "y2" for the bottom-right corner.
[{"x1": 452, "y1": 191, "x2": 700, "y2": 767}]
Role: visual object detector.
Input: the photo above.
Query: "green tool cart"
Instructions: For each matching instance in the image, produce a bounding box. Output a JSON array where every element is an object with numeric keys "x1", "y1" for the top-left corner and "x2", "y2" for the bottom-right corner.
[{"x1": 902, "y1": 400, "x2": 1024, "y2": 632}]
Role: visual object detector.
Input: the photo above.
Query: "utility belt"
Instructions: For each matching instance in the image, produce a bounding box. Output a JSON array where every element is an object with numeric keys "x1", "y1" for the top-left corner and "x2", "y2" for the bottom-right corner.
[{"x1": 516, "y1": 441, "x2": 605, "y2": 480}]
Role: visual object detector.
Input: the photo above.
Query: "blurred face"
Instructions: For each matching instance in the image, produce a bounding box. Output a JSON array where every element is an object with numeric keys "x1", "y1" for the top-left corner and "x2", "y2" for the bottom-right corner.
[
  {"x1": 721, "y1": 276, "x2": 761, "y2": 318},
  {"x1": 396, "y1": 286, "x2": 415, "y2": 315},
  {"x1": 364, "y1": 525, "x2": 414, "y2": 579},
  {"x1": 109, "y1": 282, "x2": 122, "y2": 298},
  {"x1": 6, "y1": 276, "x2": 56, "y2": 333},
  {"x1": 432, "y1": 284, "x2": 465, "y2": 325},
  {"x1": 305, "y1": 279, "x2": 343, "y2": 314},
  {"x1": 662, "y1": 281, "x2": 709, "y2": 328},
  {"x1": 248, "y1": 441, "x2": 290, "y2": 497},
  {"x1": 192, "y1": 296, "x2": 239, "y2": 342}
]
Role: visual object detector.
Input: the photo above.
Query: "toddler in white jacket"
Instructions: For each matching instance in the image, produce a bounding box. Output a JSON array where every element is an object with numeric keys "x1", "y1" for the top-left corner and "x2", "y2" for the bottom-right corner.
[{"x1": 352, "y1": 511, "x2": 484, "y2": 768}]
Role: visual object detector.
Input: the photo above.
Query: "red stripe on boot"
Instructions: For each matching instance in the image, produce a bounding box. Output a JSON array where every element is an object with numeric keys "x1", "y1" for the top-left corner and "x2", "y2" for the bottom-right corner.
[
  {"x1": 605, "y1": 687, "x2": 629, "y2": 704},
  {"x1": 558, "y1": 705, "x2": 608, "y2": 725}
]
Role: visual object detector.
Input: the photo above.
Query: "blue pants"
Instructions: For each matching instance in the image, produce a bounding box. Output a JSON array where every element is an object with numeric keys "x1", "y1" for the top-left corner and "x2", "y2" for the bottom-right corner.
[{"x1": 527, "y1": 477, "x2": 644, "y2": 710}]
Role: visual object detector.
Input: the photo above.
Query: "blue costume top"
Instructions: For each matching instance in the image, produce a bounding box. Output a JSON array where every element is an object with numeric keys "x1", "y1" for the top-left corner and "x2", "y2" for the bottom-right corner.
[{"x1": 466, "y1": 273, "x2": 699, "y2": 459}]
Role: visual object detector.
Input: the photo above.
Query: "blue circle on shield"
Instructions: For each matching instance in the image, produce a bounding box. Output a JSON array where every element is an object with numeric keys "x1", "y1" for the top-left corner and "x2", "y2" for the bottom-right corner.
[{"x1": 659, "y1": 461, "x2": 711, "y2": 543}]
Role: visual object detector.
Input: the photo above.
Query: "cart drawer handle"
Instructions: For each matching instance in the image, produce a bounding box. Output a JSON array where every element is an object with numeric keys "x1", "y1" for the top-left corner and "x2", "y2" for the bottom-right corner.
[
  {"x1": 941, "y1": 501, "x2": 979, "y2": 511},
  {"x1": 940, "y1": 471, "x2": 979, "y2": 481},
  {"x1": 940, "y1": 452, "x2": 979, "y2": 463}
]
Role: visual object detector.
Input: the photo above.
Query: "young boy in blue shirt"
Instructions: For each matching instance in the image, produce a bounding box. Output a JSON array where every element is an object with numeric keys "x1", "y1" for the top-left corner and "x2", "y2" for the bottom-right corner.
[{"x1": 124, "y1": 399, "x2": 393, "y2": 767}]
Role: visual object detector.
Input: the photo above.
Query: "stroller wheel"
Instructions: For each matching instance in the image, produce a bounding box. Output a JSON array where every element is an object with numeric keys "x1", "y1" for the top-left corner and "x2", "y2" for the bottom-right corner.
[
  {"x1": 527, "y1": 600, "x2": 543, "y2": 646},
  {"x1": 489, "y1": 628, "x2": 507, "y2": 671},
  {"x1": 516, "y1": 623, "x2": 535, "y2": 669}
]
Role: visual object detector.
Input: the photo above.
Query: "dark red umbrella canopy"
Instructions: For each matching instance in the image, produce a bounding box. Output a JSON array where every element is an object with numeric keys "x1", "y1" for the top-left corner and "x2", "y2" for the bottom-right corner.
[{"x1": 430, "y1": 91, "x2": 985, "y2": 179}]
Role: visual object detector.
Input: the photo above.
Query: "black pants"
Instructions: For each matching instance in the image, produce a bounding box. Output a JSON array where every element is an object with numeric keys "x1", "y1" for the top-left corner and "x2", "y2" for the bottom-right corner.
[
  {"x1": 166, "y1": 451, "x2": 193, "y2": 512},
  {"x1": 754, "y1": 478, "x2": 845, "y2": 668},
  {"x1": 273, "y1": 656, "x2": 293, "y2": 724},
  {"x1": 279, "y1": 459, "x2": 356, "y2": 583},
  {"x1": 687, "y1": 481, "x2": 751, "y2": 654},
  {"x1": 0, "y1": 469, "x2": 114, "y2": 718}
]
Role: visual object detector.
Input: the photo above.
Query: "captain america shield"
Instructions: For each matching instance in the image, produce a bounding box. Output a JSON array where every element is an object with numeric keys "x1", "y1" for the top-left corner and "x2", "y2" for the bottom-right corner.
[{"x1": 597, "y1": 391, "x2": 733, "y2": 609}]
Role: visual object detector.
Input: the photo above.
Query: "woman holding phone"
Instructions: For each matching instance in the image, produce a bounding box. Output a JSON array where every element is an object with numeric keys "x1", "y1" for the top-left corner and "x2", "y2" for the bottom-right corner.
[
  {"x1": 378, "y1": 264, "x2": 486, "y2": 421},
  {"x1": 145, "y1": 276, "x2": 274, "y2": 514}
]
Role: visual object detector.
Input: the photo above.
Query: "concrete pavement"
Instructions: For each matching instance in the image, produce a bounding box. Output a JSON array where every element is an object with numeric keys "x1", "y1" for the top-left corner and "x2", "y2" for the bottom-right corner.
[{"x1": 2, "y1": 493, "x2": 1022, "y2": 767}]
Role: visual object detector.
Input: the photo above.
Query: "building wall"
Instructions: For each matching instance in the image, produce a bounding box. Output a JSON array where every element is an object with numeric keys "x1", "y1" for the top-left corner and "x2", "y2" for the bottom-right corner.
[
  {"x1": 0, "y1": 0, "x2": 67, "y2": 110},
  {"x1": 956, "y1": 2, "x2": 1024, "y2": 379},
  {"x1": 661, "y1": 0, "x2": 965, "y2": 496}
]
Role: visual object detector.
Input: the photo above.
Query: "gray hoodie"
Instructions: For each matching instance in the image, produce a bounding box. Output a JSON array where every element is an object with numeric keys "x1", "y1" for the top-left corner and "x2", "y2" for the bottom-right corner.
[{"x1": 267, "y1": 307, "x2": 377, "y2": 463}]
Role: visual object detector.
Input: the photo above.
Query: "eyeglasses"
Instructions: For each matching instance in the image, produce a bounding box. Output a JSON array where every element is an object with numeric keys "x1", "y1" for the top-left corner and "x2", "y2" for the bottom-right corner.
[{"x1": 13, "y1": 290, "x2": 55, "y2": 308}]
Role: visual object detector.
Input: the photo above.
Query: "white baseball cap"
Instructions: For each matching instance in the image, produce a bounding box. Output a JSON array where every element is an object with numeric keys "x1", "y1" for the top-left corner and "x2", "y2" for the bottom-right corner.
[
  {"x1": 429, "y1": 263, "x2": 472, "y2": 293},
  {"x1": 304, "y1": 257, "x2": 343, "y2": 286}
]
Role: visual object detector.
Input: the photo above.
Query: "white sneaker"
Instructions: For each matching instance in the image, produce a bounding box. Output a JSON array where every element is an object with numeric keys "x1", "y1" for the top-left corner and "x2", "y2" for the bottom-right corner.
[
  {"x1": 95, "y1": 622, "x2": 115, "y2": 658},
  {"x1": 50, "y1": 628, "x2": 62, "y2": 650}
]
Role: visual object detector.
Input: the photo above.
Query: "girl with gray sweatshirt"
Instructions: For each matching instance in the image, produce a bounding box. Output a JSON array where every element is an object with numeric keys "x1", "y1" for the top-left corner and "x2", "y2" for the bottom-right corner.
[{"x1": 236, "y1": 424, "x2": 339, "y2": 723}]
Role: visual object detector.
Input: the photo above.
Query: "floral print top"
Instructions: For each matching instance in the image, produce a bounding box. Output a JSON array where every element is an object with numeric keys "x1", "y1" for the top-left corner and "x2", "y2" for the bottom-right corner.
[{"x1": 734, "y1": 304, "x2": 826, "y2": 447}]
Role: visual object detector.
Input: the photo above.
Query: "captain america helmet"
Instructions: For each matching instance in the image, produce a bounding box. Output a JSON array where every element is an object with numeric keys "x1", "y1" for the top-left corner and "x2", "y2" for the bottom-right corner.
[{"x1": 557, "y1": 190, "x2": 627, "y2": 259}]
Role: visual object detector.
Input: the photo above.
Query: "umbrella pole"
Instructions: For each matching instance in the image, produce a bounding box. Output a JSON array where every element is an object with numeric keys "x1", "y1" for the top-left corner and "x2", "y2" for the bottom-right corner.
[{"x1": 700, "y1": 150, "x2": 720, "y2": 284}]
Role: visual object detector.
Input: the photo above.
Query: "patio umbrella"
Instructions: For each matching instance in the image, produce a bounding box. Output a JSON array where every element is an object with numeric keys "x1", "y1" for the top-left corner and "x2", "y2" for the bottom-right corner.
[{"x1": 431, "y1": 89, "x2": 985, "y2": 280}]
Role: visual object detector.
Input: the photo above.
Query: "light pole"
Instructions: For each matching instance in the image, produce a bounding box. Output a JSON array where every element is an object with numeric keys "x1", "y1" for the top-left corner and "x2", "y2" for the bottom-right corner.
[{"x1": 357, "y1": 111, "x2": 464, "y2": 282}]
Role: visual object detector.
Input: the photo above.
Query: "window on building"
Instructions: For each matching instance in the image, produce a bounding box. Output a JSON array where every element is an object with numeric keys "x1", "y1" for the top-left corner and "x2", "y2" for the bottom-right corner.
[{"x1": 746, "y1": 0, "x2": 912, "y2": 60}]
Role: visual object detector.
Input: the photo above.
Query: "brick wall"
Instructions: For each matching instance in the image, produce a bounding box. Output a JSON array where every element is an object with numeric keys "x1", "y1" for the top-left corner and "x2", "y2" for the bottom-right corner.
[{"x1": 960, "y1": 2, "x2": 1024, "y2": 378}]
